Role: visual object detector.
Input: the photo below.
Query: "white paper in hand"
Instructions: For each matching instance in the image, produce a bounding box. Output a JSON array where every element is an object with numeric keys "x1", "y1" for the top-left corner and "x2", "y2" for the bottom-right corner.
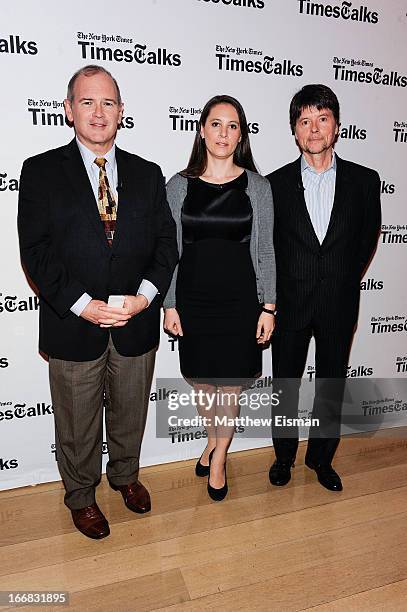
[{"x1": 108, "y1": 295, "x2": 125, "y2": 308}]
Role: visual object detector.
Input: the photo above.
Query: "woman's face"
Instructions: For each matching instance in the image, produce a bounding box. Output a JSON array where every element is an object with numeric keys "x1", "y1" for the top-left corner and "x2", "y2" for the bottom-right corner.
[{"x1": 200, "y1": 103, "x2": 242, "y2": 161}]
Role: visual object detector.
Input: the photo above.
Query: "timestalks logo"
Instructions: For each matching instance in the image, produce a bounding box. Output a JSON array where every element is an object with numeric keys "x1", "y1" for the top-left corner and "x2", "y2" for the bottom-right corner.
[
  {"x1": 360, "y1": 278, "x2": 383, "y2": 291},
  {"x1": 370, "y1": 315, "x2": 407, "y2": 334},
  {"x1": 0, "y1": 293, "x2": 39, "y2": 313},
  {"x1": 0, "y1": 172, "x2": 19, "y2": 192},
  {"x1": 0, "y1": 402, "x2": 53, "y2": 422},
  {"x1": 381, "y1": 224, "x2": 407, "y2": 245},
  {"x1": 216, "y1": 50, "x2": 303, "y2": 77},
  {"x1": 333, "y1": 59, "x2": 407, "y2": 88},
  {"x1": 197, "y1": 0, "x2": 264, "y2": 6},
  {"x1": 0, "y1": 34, "x2": 38, "y2": 55},
  {"x1": 339, "y1": 124, "x2": 366, "y2": 140},
  {"x1": 306, "y1": 364, "x2": 373, "y2": 380},
  {"x1": 0, "y1": 458, "x2": 18, "y2": 470},
  {"x1": 381, "y1": 180, "x2": 395, "y2": 195},
  {"x1": 0, "y1": 358, "x2": 9, "y2": 368},
  {"x1": 169, "y1": 107, "x2": 260, "y2": 134},
  {"x1": 298, "y1": 1, "x2": 378, "y2": 23},
  {"x1": 27, "y1": 98, "x2": 134, "y2": 129},
  {"x1": 393, "y1": 121, "x2": 407, "y2": 143},
  {"x1": 78, "y1": 41, "x2": 181, "y2": 67},
  {"x1": 396, "y1": 357, "x2": 407, "y2": 374}
]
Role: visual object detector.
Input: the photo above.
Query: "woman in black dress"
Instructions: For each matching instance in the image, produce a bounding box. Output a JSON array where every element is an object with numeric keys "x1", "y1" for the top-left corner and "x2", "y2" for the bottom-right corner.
[{"x1": 164, "y1": 95, "x2": 276, "y2": 501}]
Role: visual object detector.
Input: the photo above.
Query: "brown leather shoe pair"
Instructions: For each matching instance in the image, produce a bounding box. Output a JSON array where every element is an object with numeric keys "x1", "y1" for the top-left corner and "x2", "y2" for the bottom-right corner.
[
  {"x1": 111, "y1": 480, "x2": 151, "y2": 514},
  {"x1": 71, "y1": 503, "x2": 110, "y2": 539}
]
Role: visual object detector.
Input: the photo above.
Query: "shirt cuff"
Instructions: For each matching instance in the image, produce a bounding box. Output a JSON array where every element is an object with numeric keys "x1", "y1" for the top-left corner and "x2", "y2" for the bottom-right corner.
[
  {"x1": 137, "y1": 279, "x2": 158, "y2": 306},
  {"x1": 70, "y1": 293, "x2": 92, "y2": 316}
]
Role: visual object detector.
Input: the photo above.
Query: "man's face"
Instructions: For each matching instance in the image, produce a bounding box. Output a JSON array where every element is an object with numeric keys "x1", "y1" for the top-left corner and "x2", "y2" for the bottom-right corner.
[
  {"x1": 64, "y1": 72, "x2": 123, "y2": 154},
  {"x1": 294, "y1": 106, "x2": 339, "y2": 156}
]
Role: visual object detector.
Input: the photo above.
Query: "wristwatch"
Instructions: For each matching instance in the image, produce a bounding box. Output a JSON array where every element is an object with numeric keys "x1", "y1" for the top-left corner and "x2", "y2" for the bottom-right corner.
[{"x1": 262, "y1": 306, "x2": 277, "y2": 315}]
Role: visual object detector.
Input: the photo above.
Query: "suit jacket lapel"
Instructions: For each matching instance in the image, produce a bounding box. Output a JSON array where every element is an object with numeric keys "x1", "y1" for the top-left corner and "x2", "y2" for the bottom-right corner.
[
  {"x1": 61, "y1": 139, "x2": 110, "y2": 251},
  {"x1": 321, "y1": 154, "x2": 349, "y2": 249},
  {"x1": 287, "y1": 157, "x2": 320, "y2": 251},
  {"x1": 114, "y1": 146, "x2": 152, "y2": 252},
  {"x1": 113, "y1": 146, "x2": 134, "y2": 251}
]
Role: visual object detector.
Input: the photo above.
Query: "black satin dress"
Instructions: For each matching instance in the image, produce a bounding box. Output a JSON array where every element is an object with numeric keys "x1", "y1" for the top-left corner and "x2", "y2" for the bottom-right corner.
[{"x1": 176, "y1": 171, "x2": 262, "y2": 383}]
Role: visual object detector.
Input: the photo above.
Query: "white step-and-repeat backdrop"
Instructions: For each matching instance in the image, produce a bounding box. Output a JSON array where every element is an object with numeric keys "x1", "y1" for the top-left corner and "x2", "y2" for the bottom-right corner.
[{"x1": 1, "y1": 0, "x2": 406, "y2": 490}]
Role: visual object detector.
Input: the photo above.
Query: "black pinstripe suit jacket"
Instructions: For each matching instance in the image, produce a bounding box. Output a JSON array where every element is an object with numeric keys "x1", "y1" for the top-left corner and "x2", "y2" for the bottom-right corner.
[{"x1": 267, "y1": 154, "x2": 381, "y2": 331}]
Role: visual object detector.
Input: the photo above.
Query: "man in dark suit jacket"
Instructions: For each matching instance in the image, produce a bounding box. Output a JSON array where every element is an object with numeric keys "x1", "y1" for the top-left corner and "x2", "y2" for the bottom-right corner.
[
  {"x1": 267, "y1": 84, "x2": 381, "y2": 491},
  {"x1": 18, "y1": 65, "x2": 178, "y2": 538}
]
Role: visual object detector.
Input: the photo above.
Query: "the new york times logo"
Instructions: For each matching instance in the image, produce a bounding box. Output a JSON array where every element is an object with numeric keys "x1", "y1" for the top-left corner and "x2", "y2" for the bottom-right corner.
[
  {"x1": 333, "y1": 57, "x2": 407, "y2": 88},
  {"x1": 393, "y1": 121, "x2": 407, "y2": 143},
  {"x1": 381, "y1": 224, "x2": 407, "y2": 245},
  {"x1": 360, "y1": 278, "x2": 383, "y2": 291},
  {"x1": 0, "y1": 401, "x2": 53, "y2": 421},
  {"x1": 0, "y1": 293, "x2": 39, "y2": 314},
  {"x1": 0, "y1": 457, "x2": 18, "y2": 470},
  {"x1": 77, "y1": 31, "x2": 181, "y2": 67},
  {"x1": 169, "y1": 104, "x2": 260, "y2": 134},
  {"x1": 370, "y1": 315, "x2": 407, "y2": 334},
  {"x1": 396, "y1": 356, "x2": 407, "y2": 374},
  {"x1": 0, "y1": 357, "x2": 9, "y2": 369},
  {"x1": 306, "y1": 364, "x2": 373, "y2": 380},
  {"x1": 197, "y1": 0, "x2": 264, "y2": 7},
  {"x1": 298, "y1": 1, "x2": 378, "y2": 23},
  {"x1": 0, "y1": 172, "x2": 19, "y2": 192},
  {"x1": 339, "y1": 123, "x2": 366, "y2": 140},
  {"x1": 216, "y1": 44, "x2": 303, "y2": 77},
  {"x1": 27, "y1": 98, "x2": 134, "y2": 129},
  {"x1": 0, "y1": 34, "x2": 37, "y2": 55}
]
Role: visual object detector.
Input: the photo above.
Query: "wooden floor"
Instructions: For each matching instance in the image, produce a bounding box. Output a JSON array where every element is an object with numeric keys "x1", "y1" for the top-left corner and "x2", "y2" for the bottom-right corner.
[{"x1": 1, "y1": 431, "x2": 407, "y2": 611}]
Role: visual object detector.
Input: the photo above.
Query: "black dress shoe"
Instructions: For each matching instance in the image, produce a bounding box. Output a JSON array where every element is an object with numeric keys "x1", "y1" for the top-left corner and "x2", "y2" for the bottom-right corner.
[
  {"x1": 207, "y1": 449, "x2": 228, "y2": 501},
  {"x1": 195, "y1": 451, "x2": 211, "y2": 477},
  {"x1": 269, "y1": 459, "x2": 295, "y2": 486},
  {"x1": 71, "y1": 503, "x2": 110, "y2": 539},
  {"x1": 305, "y1": 459, "x2": 343, "y2": 491},
  {"x1": 111, "y1": 480, "x2": 151, "y2": 513}
]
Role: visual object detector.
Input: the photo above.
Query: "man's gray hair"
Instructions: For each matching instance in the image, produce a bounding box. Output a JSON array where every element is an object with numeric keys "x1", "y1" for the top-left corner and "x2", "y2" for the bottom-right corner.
[{"x1": 67, "y1": 65, "x2": 122, "y2": 104}]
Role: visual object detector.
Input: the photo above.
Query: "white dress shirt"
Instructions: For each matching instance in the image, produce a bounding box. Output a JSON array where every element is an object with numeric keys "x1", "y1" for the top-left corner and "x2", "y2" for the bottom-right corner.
[
  {"x1": 301, "y1": 152, "x2": 336, "y2": 244},
  {"x1": 70, "y1": 138, "x2": 157, "y2": 316}
]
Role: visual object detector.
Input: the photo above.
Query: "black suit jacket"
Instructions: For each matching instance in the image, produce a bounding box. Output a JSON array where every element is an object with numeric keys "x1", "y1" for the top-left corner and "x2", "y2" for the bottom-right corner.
[
  {"x1": 18, "y1": 139, "x2": 178, "y2": 361},
  {"x1": 267, "y1": 155, "x2": 381, "y2": 331}
]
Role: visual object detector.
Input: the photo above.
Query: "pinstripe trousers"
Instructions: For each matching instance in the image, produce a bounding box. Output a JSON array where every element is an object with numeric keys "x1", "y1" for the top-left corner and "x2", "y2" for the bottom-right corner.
[{"x1": 49, "y1": 335, "x2": 156, "y2": 509}]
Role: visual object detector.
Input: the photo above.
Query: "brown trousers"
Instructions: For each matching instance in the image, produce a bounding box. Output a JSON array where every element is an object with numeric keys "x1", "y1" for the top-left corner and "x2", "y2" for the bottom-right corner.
[{"x1": 49, "y1": 336, "x2": 156, "y2": 509}]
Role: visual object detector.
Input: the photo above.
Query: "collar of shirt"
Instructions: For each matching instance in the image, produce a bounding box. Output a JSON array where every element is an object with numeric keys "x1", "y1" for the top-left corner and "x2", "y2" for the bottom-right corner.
[
  {"x1": 76, "y1": 137, "x2": 116, "y2": 175},
  {"x1": 301, "y1": 151, "x2": 336, "y2": 176},
  {"x1": 76, "y1": 137, "x2": 118, "y2": 202}
]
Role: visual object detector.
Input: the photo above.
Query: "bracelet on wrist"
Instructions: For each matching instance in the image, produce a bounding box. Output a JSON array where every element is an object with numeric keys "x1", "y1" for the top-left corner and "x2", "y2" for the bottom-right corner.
[{"x1": 262, "y1": 307, "x2": 276, "y2": 315}]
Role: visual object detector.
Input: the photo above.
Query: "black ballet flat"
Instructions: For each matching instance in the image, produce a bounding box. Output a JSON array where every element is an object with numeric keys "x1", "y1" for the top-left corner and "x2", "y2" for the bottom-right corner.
[
  {"x1": 195, "y1": 452, "x2": 210, "y2": 477},
  {"x1": 207, "y1": 449, "x2": 228, "y2": 502}
]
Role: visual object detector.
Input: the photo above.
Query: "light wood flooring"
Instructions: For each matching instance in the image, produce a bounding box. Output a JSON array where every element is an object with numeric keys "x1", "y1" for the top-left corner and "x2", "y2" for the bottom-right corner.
[{"x1": 1, "y1": 429, "x2": 407, "y2": 611}]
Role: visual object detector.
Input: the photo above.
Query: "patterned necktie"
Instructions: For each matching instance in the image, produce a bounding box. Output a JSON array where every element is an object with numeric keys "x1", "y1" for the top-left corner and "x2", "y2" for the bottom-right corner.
[{"x1": 94, "y1": 157, "x2": 117, "y2": 246}]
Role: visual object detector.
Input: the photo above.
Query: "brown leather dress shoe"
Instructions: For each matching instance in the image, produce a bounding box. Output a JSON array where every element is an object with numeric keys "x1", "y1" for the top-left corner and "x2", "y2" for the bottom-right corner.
[
  {"x1": 111, "y1": 480, "x2": 151, "y2": 514},
  {"x1": 71, "y1": 503, "x2": 110, "y2": 539}
]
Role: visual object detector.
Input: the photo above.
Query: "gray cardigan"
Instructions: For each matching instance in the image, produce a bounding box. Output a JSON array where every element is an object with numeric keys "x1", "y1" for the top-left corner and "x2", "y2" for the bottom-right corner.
[{"x1": 163, "y1": 170, "x2": 276, "y2": 308}]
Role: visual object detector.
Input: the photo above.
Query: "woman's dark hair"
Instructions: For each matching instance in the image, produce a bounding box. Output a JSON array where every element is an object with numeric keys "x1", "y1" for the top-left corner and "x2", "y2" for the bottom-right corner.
[
  {"x1": 181, "y1": 94, "x2": 258, "y2": 177},
  {"x1": 289, "y1": 84, "x2": 340, "y2": 134}
]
